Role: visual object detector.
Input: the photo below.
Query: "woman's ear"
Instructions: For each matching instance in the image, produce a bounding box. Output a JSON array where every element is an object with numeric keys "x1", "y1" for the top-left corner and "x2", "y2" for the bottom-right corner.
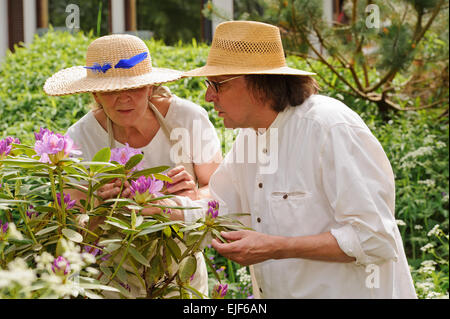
[
  {"x1": 92, "y1": 92, "x2": 101, "y2": 105},
  {"x1": 147, "y1": 85, "x2": 154, "y2": 98}
]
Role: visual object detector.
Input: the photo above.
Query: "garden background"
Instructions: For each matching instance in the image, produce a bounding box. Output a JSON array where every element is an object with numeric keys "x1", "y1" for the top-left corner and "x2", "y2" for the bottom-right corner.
[{"x1": 0, "y1": 0, "x2": 448, "y2": 299}]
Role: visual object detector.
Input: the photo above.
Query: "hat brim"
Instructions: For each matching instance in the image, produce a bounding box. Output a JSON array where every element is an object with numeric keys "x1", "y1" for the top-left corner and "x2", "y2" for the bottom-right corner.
[
  {"x1": 182, "y1": 65, "x2": 315, "y2": 77},
  {"x1": 44, "y1": 66, "x2": 183, "y2": 96}
]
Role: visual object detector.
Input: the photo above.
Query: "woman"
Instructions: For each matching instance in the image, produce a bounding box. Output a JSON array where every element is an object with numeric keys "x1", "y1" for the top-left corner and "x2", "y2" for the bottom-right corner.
[{"x1": 43, "y1": 34, "x2": 222, "y2": 298}]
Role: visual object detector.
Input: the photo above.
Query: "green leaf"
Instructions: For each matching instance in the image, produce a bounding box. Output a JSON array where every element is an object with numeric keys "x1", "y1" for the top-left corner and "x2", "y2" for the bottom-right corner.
[
  {"x1": 128, "y1": 246, "x2": 150, "y2": 267},
  {"x1": 178, "y1": 256, "x2": 197, "y2": 283},
  {"x1": 62, "y1": 228, "x2": 83, "y2": 243},
  {"x1": 130, "y1": 166, "x2": 170, "y2": 178},
  {"x1": 35, "y1": 225, "x2": 59, "y2": 236},
  {"x1": 105, "y1": 216, "x2": 131, "y2": 230},
  {"x1": 153, "y1": 173, "x2": 173, "y2": 183},
  {"x1": 92, "y1": 147, "x2": 111, "y2": 163},
  {"x1": 166, "y1": 237, "x2": 181, "y2": 261},
  {"x1": 125, "y1": 153, "x2": 144, "y2": 171},
  {"x1": 136, "y1": 220, "x2": 158, "y2": 230}
]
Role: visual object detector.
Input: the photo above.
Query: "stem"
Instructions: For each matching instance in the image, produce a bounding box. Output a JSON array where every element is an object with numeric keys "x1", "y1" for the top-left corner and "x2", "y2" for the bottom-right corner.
[
  {"x1": 18, "y1": 204, "x2": 38, "y2": 245},
  {"x1": 48, "y1": 169, "x2": 61, "y2": 224},
  {"x1": 57, "y1": 168, "x2": 66, "y2": 226},
  {"x1": 109, "y1": 239, "x2": 132, "y2": 281}
]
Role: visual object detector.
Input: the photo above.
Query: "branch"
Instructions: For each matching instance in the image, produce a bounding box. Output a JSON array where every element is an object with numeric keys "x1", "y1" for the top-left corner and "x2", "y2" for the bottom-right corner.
[
  {"x1": 400, "y1": 98, "x2": 448, "y2": 111},
  {"x1": 413, "y1": 0, "x2": 445, "y2": 44}
]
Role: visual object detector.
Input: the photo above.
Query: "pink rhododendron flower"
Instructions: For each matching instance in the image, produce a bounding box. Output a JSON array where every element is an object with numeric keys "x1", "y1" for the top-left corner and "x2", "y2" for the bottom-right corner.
[
  {"x1": 52, "y1": 256, "x2": 70, "y2": 276},
  {"x1": 0, "y1": 136, "x2": 19, "y2": 160},
  {"x1": 207, "y1": 200, "x2": 219, "y2": 219},
  {"x1": 34, "y1": 129, "x2": 81, "y2": 164},
  {"x1": 212, "y1": 283, "x2": 228, "y2": 299},
  {"x1": 57, "y1": 192, "x2": 76, "y2": 210},
  {"x1": 110, "y1": 143, "x2": 143, "y2": 172},
  {"x1": 130, "y1": 175, "x2": 164, "y2": 204}
]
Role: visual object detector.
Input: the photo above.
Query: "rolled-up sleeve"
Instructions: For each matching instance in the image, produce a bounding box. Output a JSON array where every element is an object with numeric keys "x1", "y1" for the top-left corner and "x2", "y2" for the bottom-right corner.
[{"x1": 321, "y1": 123, "x2": 399, "y2": 265}]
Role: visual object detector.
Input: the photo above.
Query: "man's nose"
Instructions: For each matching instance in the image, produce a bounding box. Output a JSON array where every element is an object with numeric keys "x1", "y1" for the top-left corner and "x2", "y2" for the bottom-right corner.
[{"x1": 205, "y1": 85, "x2": 217, "y2": 103}]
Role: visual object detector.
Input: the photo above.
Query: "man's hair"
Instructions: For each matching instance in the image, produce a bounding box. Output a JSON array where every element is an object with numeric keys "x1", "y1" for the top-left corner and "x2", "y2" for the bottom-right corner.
[{"x1": 244, "y1": 75, "x2": 320, "y2": 112}]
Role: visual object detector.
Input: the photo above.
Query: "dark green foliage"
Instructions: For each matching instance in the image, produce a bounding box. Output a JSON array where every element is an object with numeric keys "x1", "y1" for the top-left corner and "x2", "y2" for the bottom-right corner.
[{"x1": 136, "y1": 0, "x2": 203, "y2": 44}]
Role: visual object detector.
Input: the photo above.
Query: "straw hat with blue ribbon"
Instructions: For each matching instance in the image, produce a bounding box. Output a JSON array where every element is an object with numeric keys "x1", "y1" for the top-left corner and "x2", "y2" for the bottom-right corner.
[
  {"x1": 44, "y1": 34, "x2": 182, "y2": 96},
  {"x1": 183, "y1": 20, "x2": 315, "y2": 77}
]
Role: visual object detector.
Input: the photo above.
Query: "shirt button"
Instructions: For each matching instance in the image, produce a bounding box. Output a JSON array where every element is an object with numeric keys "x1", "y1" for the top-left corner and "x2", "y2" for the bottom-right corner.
[
  {"x1": 257, "y1": 217, "x2": 261, "y2": 223},
  {"x1": 283, "y1": 194, "x2": 288, "y2": 199},
  {"x1": 258, "y1": 183, "x2": 263, "y2": 188},
  {"x1": 259, "y1": 287, "x2": 263, "y2": 294}
]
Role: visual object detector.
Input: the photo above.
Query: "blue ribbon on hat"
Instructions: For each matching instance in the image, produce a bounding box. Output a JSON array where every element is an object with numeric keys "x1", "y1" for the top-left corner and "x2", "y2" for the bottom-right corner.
[
  {"x1": 84, "y1": 52, "x2": 148, "y2": 74},
  {"x1": 84, "y1": 63, "x2": 112, "y2": 74},
  {"x1": 115, "y1": 52, "x2": 148, "y2": 69}
]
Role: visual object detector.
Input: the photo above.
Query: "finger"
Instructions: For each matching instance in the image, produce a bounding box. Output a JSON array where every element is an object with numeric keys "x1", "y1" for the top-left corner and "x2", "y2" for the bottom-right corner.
[
  {"x1": 167, "y1": 170, "x2": 193, "y2": 185},
  {"x1": 166, "y1": 165, "x2": 185, "y2": 178},
  {"x1": 98, "y1": 186, "x2": 121, "y2": 199},
  {"x1": 173, "y1": 190, "x2": 197, "y2": 201},
  {"x1": 166, "y1": 180, "x2": 196, "y2": 194},
  {"x1": 122, "y1": 187, "x2": 131, "y2": 198},
  {"x1": 141, "y1": 206, "x2": 163, "y2": 216},
  {"x1": 220, "y1": 230, "x2": 245, "y2": 242}
]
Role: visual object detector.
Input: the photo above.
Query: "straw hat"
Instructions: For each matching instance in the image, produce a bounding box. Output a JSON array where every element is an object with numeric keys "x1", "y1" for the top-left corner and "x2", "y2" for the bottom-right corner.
[
  {"x1": 183, "y1": 21, "x2": 315, "y2": 77},
  {"x1": 44, "y1": 34, "x2": 182, "y2": 96}
]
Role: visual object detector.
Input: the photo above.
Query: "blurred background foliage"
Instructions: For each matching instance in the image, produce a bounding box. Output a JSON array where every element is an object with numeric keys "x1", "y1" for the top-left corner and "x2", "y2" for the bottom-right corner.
[{"x1": 1, "y1": 0, "x2": 448, "y2": 299}]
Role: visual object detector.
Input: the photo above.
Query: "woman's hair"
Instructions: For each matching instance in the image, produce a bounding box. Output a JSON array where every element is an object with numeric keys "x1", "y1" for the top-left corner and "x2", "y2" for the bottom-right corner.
[
  {"x1": 244, "y1": 74, "x2": 320, "y2": 112},
  {"x1": 89, "y1": 93, "x2": 102, "y2": 110}
]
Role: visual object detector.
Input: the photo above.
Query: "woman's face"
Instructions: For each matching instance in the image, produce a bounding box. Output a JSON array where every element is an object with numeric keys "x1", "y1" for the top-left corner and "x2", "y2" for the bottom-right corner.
[{"x1": 93, "y1": 86, "x2": 152, "y2": 128}]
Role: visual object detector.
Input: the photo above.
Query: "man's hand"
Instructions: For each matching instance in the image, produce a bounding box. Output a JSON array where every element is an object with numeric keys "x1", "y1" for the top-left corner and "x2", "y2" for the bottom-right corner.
[
  {"x1": 141, "y1": 198, "x2": 185, "y2": 221},
  {"x1": 165, "y1": 165, "x2": 199, "y2": 200},
  {"x1": 97, "y1": 178, "x2": 132, "y2": 200},
  {"x1": 211, "y1": 230, "x2": 278, "y2": 266}
]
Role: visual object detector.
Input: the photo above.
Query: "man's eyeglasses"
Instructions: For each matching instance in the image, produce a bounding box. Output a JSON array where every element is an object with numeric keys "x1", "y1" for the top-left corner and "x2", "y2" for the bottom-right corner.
[{"x1": 204, "y1": 75, "x2": 243, "y2": 93}]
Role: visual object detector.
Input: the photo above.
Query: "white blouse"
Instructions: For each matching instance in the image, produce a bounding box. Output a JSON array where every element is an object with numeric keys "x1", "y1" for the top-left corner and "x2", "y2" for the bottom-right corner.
[{"x1": 179, "y1": 94, "x2": 417, "y2": 299}]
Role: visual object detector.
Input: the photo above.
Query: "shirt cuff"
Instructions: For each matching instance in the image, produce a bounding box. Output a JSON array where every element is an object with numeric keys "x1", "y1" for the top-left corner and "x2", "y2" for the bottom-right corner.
[
  {"x1": 172, "y1": 196, "x2": 208, "y2": 225},
  {"x1": 330, "y1": 223, "x2": 371, "y2": 266}
]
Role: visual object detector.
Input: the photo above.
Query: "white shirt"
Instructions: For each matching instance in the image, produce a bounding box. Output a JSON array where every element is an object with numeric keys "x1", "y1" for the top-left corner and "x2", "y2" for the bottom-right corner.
[
  {"x1": 180, "y1": 95, "x2": 417, "y2": 299},
  {"x1": 66, "y1": 95, "x2": 221, "y2": 298}
]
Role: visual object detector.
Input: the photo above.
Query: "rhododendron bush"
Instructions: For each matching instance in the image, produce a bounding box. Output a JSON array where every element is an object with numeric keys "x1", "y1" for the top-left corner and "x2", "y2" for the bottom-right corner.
[{"x1": 0, "y1": 130, "x2": 248, "y2": 299}]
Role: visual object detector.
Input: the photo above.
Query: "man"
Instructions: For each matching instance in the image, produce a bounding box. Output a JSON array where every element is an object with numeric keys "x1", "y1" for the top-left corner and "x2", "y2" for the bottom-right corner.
[{"x1": 170, "y1": 21, "x2": 416, "y2": 298}]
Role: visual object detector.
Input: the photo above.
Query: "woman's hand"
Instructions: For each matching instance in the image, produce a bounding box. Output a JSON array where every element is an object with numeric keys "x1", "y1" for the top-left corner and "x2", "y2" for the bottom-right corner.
[
  {"x1": 165, "y1": 165, "x2": 199, "y2": 200},
  {"x1": 141, "y1": 198, "x2": 184, "y2": 221},
  {"x1": 97, "y1": 178, "x2": 132, "y2": 201}
]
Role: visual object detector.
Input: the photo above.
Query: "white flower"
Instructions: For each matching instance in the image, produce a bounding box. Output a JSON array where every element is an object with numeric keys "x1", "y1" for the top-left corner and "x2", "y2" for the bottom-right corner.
[
  {"x1": 423, "y1": 135, "x2": 436, "y2": 145},
  {"x1": 420, "y1": 260, "x2": 437, "y2": 268},
  {"x1": 76, "y1": 214, "x2": 89, "y2": 227},
  {"x1": 396, "y1": 219, "x2": 406, "y2": 226},
  {"x1": 435, "y1": 141, "x2": 446, "y2": 149},
  {"x1": 416, "y1": 281, "x2": 434, "y2": 292},
  {"x1": 414, "y1": 225, "x2": 423, "y2": 230},
  {"x1": 7, "y1": 223, "x2": 23, "y2": 240},
  {"x1": 420, "y1": 243, "x2": 434, "y2": 252},
  {"x1": 401, "y1": 146, "x2": 433, "y2": 161},
  {"x1": 427, "y1": 225, "x2": 441, "y2": 237},
  {"x1": 418, "y1": 179, "x2": 435, "y2": 188},
  {"x1": 0, "y1": 258, "x2": 37, "y2": 289}
]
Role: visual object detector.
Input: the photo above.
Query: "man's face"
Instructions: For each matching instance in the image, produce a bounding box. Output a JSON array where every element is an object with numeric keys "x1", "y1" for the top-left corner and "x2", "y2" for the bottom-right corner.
[{"x1": 205, "y1": 75, "x2": 259, "y2": 129}]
